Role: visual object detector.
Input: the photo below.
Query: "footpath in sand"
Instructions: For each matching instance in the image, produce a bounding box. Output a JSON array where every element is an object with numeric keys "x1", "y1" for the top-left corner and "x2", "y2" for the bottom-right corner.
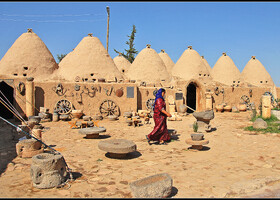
[{"x1": 1, "y1": 111, "x2": 280, "y2": 198}]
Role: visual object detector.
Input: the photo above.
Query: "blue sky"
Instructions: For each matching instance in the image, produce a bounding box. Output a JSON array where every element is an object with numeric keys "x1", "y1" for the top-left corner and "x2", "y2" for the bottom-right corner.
[{"x1": 0, "y1": 1, "x2": 279, "y2": 87}]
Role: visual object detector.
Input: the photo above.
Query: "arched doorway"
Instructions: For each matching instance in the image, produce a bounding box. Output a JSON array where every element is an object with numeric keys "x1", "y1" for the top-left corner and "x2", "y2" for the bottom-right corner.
[
  {"x1": 186, "y1": 82, "x2": 196, "y2": 113},
  {"x1": 0, "y1": 81, "x2": 14, "y2": 119}
]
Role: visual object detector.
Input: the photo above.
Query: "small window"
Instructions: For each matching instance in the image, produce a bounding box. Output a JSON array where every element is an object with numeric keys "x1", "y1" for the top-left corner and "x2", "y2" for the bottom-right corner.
[
  {"x1": 208, "y1": 74, "x2": 210, "y2": 77},
  {"x1": 13, "y1": 73, "x2": 18, "y2": 76},
  {"x1": 90, "y1": 73, "x2": 94, "y2": 76},
  {"x1": 266, "y1": 81, "x2": 268, "y2": 83},
  {"x1": 260, "y1": 81, "x2": 263, "y2": 83},
  {"x1": 23, "y1": 67, "x2": 28, "y2": 70},
  {"x1": 92, "y1": 79, "x2": 96, "y2": 82},
  {"x1": 23, "y1": 74, "x2": 27, "y2": 77},
  {"x1": 238, "y1": 81, "x2": 240, "y2": 83},
  {"x1": 233, "y1": 81, "x2": 235, "y2": 83},
  {"x1": 85, "y1": 78, "x2": 88, "y2": 81},
  {"x1": 199, "y1": 74, "x2": 201, "y2": 76},
  {"x1": 204, "y1": 74, "x2": 206, "y2": 76},
  {"x1": 122, "y1": 69, "x2": 125, "y2": 73}
]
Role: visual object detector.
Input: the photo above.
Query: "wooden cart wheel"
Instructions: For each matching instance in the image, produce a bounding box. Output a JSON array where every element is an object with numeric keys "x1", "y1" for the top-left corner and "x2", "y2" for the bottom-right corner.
[
  {"x1": 54, "y1": 99, "x2": 73, "y2": 115},
  {"x1": 99, "y1": 100, "x2": 120, "y2": 118},
  {"x1": 146, "y1": 98, "x2": 155, "y2": 111}
]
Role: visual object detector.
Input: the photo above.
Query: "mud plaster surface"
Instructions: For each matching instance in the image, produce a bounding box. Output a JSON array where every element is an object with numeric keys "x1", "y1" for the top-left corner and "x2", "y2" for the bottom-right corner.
[{"x1": 1, "y1": 112, "x2": 280, "y2": 198}]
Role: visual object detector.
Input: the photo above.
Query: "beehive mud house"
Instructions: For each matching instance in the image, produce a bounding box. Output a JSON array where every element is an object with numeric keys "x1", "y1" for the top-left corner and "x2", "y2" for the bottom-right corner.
[{"x1": 0, "y1": 29, "x2": 279, "y2": 120}]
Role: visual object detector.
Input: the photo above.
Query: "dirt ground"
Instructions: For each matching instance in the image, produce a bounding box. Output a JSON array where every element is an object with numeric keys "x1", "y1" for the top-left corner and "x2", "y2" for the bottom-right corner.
[{"x1": 1, "y1": 111, "x2": 280, "y2": 198}]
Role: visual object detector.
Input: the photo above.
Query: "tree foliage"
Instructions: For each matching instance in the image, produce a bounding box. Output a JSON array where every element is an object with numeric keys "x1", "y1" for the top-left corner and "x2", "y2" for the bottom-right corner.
[
  {"x1": 114, "y1": 25, "x2": 138, "y2": 63},
  {"x1": 57, "y1": 54, "x2": 67, "y2": 63}
]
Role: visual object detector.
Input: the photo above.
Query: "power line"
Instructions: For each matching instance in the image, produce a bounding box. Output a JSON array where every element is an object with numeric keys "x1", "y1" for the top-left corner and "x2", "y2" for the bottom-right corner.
[
  {"x1": 0, "y1": 13, "x2": 106, "y2": 17},
  {"x1": 0, "y1": 18, "x2": 106, "y2": 23}
]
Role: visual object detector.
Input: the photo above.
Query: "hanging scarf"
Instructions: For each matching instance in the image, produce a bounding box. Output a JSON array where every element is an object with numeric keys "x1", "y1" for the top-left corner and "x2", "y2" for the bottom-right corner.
[{"x1": 153, "y1": 88, "x2": 165, "y2": 110}]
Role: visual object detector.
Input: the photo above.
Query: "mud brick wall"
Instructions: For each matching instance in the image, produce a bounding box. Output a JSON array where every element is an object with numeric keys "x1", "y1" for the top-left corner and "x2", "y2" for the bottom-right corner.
[{"x1": 3, "y1": 78, "x2": 138, "y2": 119}]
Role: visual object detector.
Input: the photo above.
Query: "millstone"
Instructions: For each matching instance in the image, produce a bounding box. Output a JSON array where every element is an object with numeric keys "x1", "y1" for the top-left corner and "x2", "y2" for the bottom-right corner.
[
  {"x1": 129, "y1": 173, "x2": 173, "y2": 198},
  {"x1": 191, "y1": 133, "x2": 204, "y2": 141},
  {"x1": 78, "y1": 127, "x2": 106, "y2": 139},
  {"x1": 98, "y1": 139, "x2": 136, "y2": 157},
  {"x1": 16, "y1": 139, "x2": 43, "y2": 158},
  {"x1": 28, "y1": 116, "x2": 41, "y2": 124},
  {"x1": 59, "y1": 114, "x2": 69, "y2": 120},
  {"x1": 78, "y1": 127, "x2": 106, "y2": 134},
  {"x1": 108, "y1": 115, "x2": 118, "y2": 121},
  {"x1": 30, "y1": 153, "x2": 67, "y2": 189}
]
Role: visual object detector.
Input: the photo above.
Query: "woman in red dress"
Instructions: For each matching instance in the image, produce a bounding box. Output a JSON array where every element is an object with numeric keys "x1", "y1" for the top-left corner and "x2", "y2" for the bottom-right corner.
[{"x1": 146, "y1": 88, "x2": 172, "y2": 145}]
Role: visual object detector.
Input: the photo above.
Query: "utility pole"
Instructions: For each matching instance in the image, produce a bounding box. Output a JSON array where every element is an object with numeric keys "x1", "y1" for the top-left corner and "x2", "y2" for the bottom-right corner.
[{"x1": 106, "y1": 6, "x2": 110, "y2": 53}]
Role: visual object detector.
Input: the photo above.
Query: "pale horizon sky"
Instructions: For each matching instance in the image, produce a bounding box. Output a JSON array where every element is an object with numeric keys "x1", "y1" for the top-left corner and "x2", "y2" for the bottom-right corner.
[{"x1": 0, "y1": 1, "x2": 279, "y2": 87}]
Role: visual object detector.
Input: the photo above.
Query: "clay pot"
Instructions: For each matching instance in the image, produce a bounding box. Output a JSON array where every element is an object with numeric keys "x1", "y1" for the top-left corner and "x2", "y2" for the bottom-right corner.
[
  {"x1": 224, "y1": 105, "x2": 232, "y2": 112},
  {"x1": 238, "y1": 103, "x2": 247, "y2": 112},
  {"x1": 71, "y1": 110, "x2": 83, "y2": 119},
  {"x1": 115, "y1": 89, "x2": 124, "y2": 97},
  {"x1": 215, "y1": 104, "x2": 224, "y2": 112}
]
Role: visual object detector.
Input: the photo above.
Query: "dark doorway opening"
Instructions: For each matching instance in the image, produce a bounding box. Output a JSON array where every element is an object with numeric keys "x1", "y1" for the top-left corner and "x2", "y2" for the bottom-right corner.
[
  {"x1": 0, "y1": 81, "x2": 14, "y2": 119},
  {"x1": 187, "y1": 83, "x2": 196, "y2": 113}
]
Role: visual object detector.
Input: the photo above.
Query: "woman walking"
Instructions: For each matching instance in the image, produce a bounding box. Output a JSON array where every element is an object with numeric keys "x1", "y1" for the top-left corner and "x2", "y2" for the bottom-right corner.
[{"x1": 146, "y1": 88, "x2": 172, "y2": 145}]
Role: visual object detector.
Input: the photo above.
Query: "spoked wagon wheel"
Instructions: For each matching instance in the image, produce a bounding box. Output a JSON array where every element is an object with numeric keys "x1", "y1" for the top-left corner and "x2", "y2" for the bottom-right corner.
[
  {"x1": 146, "y1": 98, "x2": 155, "y2": 111},
  {"x1": 54, "y1": 99, "x2": 73, "y2": 115},
  {"x1": 99, "y1": 99, "x2": 120, "y2": 118}
]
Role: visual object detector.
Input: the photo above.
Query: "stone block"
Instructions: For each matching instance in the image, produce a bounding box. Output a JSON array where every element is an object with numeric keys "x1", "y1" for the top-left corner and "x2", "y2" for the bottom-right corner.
[{"x1": 129, "y1": 173, "x2": 173, "y2": 198}]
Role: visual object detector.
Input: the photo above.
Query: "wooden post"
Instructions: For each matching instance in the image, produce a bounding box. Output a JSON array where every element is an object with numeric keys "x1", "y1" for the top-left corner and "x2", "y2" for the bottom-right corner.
[{"x1": 106, "y1": 6, "x2": 110, "y2": 53}]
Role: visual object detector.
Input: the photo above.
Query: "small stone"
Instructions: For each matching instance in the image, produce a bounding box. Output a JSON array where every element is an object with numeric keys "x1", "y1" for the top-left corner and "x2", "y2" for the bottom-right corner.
[{"x1": 253, "y1": 118, "x2": 267, "y2": 129}]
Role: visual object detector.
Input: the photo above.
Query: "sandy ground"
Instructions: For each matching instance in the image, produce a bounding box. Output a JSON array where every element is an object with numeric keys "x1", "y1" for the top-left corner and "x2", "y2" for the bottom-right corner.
[{"x1": 1, "y1": 111, "x2": 280, "y2": 198}]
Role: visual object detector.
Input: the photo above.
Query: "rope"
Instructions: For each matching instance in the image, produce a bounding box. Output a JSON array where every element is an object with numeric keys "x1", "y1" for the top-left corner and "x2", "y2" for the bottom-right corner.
[
  {"x1": 0, "y1": 90, "x2": 27, "y2": 124},
  {"x1": 0, "y1": 98, "x2": 30, "y2": 128}
]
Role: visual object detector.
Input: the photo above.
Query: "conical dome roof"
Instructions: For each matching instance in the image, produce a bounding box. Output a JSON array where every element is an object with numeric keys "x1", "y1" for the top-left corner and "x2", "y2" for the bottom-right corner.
[
  {"x1": 172, "y1": 46, "x2": 211, "y2": 80},
  {"x1": 0, "y1": 29, "x2": 59, "y2": 80},
  {"x1": 113, "y1": 53, "x2": 131, "y2": 78},
  {"x1": 126, "y1": 44, "x2": 171, "y2": 84},
  {"x1": 211, "y1": 52, "x2": 241, "y2": 86},
  {"x1": 158, "y1": 49, "x2": 175, "y2": 74},
  {"x1": 201, "y1": 56, "x2": 212, "y2": 74},
  {"x1": 241, "y1": 56, "x2": 274, "y2": 87},
  {"x1": 54, "y1": 33, "x2": 123, "y2": 82}
]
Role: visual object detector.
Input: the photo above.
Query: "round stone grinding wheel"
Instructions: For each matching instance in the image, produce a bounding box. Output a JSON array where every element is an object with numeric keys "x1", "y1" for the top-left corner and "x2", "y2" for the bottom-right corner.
[
  {"x1": 98, "y1": 139, "x2": 137, "y2": 158},
  {"x1": 78, "y1": 127, "x2": 106, "y2": 139}
]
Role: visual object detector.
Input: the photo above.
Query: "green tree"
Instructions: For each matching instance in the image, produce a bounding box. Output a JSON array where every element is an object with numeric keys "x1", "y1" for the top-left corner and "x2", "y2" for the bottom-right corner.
[
  {"x1": 114, "y1": 25, "x2": 138, "y2": 63},
  {"x1": 57, "y1": 54, "x2": 67, "y2": 63}
]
